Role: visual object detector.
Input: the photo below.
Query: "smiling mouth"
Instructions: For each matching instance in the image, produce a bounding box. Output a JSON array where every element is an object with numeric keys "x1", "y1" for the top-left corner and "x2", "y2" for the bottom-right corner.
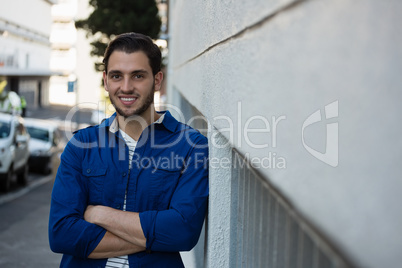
[
  {"x1": 121, "y1": 97, "x2": 136, "y2": 101},
  {"x1": 119, "y1": 97, "x2": 138, "y2": 105}
]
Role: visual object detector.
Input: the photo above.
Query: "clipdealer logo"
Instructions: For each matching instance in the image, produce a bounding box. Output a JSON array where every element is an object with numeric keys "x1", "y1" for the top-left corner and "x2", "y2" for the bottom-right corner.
[
  {"x1": 62, "y1": 100, "x2": 339, "y2": 168},
  {"x1": 301, "y1": 101, "x2": 339, "y2": 167}
]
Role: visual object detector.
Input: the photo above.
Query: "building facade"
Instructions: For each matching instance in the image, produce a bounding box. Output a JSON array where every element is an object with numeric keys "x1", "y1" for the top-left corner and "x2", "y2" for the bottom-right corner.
[
  {"x1": 49, "y1": 0, "x2": 102, "y2": 108},
  {"x1": 167, "y1": 0, "x2": 402, "y2": 267},
  {"x1": 0, "y1": 0, "x2": 56, "y2": 109}
]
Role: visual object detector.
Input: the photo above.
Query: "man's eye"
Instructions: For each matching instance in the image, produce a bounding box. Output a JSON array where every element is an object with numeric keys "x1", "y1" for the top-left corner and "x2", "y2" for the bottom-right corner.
[
  {"x1": 111, "y1": 75, "x2": 120, "y2": 79},
  {"x1": 134, "y1": 74, "x2": 143, "y2": 79}
]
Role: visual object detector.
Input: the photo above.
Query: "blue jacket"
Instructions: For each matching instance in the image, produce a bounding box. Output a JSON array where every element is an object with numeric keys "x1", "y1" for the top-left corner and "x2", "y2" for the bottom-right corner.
[{"x1": 48, "y1": 111, "x2": 209, "y2": 267}]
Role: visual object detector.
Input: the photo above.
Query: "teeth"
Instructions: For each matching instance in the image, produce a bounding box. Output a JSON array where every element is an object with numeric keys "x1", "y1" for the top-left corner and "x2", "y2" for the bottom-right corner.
[{"x1": 121, "y1": 97, "x2": 136, "y2": 101}]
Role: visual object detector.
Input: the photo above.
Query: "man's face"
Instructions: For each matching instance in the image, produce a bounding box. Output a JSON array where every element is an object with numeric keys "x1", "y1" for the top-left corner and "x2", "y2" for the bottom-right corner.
[{"x1": 103, "y1": 50, "x2": 162, "y2": 118}]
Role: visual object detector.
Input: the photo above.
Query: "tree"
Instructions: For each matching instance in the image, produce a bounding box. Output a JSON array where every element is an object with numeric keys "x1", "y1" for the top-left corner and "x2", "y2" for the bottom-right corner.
[{"x1": 76, "y1": 0, "x2": 161, "y2": 71}]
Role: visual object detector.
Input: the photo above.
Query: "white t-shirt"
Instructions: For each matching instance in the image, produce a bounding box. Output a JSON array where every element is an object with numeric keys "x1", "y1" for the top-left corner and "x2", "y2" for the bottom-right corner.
[
  {"x1": 105, "y1": 129, "x2": 137, "y2": 268},
  {"x1": 105, "y1": 114, "x2": 165, "y2": 267}
]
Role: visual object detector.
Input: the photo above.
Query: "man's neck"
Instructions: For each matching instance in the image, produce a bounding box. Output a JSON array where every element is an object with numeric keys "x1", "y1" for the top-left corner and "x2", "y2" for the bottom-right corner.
[{"x1": 117, "y1": 107, "x2": 160, "y2": 140}]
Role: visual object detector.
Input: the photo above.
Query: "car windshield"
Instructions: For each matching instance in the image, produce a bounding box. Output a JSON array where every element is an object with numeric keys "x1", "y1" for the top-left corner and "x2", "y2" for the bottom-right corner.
[
  {"x1": 0, "y1": 121, "x2": 11, "y2": 138},
  {"x1": 26, "y1": 126, "x2": 49, "y2": 142}
]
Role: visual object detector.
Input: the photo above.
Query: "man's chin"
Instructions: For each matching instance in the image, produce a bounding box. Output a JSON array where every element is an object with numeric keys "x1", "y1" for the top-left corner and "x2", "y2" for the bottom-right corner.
[
  {"x1": 116, "y1": 107, "x2": 147, "y2": 119},
  {"x1": 112, "y1": 97, "x2": 154, "y2": 119},
  {"x1": 117, "y1": 110, "x2": 140, "y2": 118}
]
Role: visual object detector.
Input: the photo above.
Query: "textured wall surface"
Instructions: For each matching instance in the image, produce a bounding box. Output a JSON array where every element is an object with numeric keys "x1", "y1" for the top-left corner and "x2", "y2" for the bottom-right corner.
[
  {"x1": 205, "y1": 131, "x2": 233, "y2": 268},
  {"x1": 168, "y1": 0, "x2": 402, "y2": 267}
]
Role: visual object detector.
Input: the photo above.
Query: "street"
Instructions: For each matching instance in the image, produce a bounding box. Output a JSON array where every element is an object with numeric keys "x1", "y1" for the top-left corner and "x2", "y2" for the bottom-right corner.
[
  {"x1": 0, "y1": 105, "x2": 93, "y2": 267},
  {"x1": 0, "y1": 175, "x2": 61, "y2": 267}
]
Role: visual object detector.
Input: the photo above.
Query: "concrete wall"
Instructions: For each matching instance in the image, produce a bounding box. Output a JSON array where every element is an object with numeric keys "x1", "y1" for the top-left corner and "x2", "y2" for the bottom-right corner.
[{"x1": 167, "y1": 0, "x2": 402, "y2": 267}]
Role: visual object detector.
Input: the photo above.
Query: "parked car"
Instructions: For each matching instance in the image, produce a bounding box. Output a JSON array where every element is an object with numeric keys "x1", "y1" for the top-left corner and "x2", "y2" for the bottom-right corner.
[
  {"x1": 23, "y1": 118, "x2": 63, "y2": 175},
  {"x1": 0, "y1": 113, "x2": 30, "y2": 192}
]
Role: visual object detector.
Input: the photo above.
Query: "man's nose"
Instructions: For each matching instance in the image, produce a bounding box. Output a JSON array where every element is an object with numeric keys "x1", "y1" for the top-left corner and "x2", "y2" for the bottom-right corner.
[{"x1": 121, "y1": 77, "x2": 133, "y2": 92}]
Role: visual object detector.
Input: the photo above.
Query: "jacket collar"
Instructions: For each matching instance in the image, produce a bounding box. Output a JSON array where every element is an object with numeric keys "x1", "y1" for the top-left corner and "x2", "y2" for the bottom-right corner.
[
  {"x1": 157, "y1": 110, "x2": 177, "y2": 132},
  {"x1": 99, "y1": 110, "x2": 178, "y2": 133}
]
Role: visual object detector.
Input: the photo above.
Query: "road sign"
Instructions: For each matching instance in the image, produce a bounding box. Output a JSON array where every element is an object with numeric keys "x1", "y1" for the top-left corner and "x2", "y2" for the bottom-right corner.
[{"x1": 68, "y1": 81, "x2": 76, "y2": 92}]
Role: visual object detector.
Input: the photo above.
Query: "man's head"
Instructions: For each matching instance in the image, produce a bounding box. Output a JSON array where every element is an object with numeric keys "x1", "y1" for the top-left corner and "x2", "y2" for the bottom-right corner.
[
  {"x1": 102, "y1": 33, "x2": 163, "y2": 119},
  {"x1": 103, "y1": 32, "x2": 161, "y2": 75}
]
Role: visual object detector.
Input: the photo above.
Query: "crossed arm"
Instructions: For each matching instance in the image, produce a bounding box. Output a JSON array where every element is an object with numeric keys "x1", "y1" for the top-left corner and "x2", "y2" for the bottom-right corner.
[
  {"x1": 49, "y1": 133, "x2": 209, "y2": 259},
  {"x1": 84, "y1": 205, "x2": 146, "y2": 259}
]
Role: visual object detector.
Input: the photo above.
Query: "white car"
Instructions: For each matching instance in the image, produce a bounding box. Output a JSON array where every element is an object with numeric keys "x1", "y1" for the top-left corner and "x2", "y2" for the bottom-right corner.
[
  {"x1": 23, "y1": 118, "x2": 63, "y2": 174},
  {"x1": 0, "y1": 113, "x2": 30, "y2": 192}
]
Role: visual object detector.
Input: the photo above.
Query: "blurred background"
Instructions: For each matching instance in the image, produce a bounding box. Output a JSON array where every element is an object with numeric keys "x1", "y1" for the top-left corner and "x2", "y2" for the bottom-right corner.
[{"x1": 1, "y1": 0, "x2": 402, "y2": 268}]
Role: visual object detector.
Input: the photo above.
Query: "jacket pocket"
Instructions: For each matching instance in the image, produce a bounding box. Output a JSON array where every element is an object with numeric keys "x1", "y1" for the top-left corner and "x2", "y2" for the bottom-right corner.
[
  {"x1": 82, "y1": 164, "x2": 107, "y2": 204},
  {"x1": 149, "y1": 166, "x2": 182, "y2": 209}
]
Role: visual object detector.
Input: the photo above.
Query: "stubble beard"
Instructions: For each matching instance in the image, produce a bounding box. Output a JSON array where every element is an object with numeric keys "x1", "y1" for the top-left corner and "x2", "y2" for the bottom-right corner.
[{"x1": 110, "y1": 81, "x2": 155, "y2": 119}]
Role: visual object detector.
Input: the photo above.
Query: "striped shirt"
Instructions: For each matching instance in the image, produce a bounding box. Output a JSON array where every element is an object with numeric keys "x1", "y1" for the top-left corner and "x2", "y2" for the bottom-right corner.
[{"x1": 106, "y1": 114, "x2": 164, "y2": 268}]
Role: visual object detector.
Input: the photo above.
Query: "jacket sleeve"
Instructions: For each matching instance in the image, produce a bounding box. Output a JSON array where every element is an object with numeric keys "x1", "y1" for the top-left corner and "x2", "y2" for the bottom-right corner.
[
  {"x1": 139, "y1": 134, "x2": 209, "y2": 252},
  {"x1": 48, "y1": 132, "x2": 106, "y2": 258}
]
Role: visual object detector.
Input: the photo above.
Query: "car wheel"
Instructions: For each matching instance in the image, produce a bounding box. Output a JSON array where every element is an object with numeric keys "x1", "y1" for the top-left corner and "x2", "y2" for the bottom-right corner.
[
  {"x1": 0, "y1": 168, "x2": 13, "y2": 192},
  {"x1": 17, "y1": 164, "x2": 29, "y2": 185}
]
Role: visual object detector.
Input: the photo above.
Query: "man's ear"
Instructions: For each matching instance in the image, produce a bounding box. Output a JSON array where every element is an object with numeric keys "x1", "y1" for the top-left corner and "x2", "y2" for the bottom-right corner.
[
  {"x1": 154, "y1": 71, "x2": 164, "y2": 91},
  {"x1": 103, "y1": 71, "x2": 109, "y2": 92}
]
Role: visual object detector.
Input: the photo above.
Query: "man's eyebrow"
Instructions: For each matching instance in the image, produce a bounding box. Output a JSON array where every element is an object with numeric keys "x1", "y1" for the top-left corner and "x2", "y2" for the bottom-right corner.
[
  {"x1": 108, "y1": 69, "x2": 149, "y2": 75},
  {"x1": 131, "y1": 69, "x2": 149, "y2": 75},
  {"x1": 108, "y1": 70, "x2": 122, "y2": 75}
]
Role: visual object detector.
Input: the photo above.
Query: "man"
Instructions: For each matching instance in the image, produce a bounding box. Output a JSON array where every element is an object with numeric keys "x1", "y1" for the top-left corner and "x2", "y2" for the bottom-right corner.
[{"x1": 49, "y1": 32, "x2": 209, "y2": 267}]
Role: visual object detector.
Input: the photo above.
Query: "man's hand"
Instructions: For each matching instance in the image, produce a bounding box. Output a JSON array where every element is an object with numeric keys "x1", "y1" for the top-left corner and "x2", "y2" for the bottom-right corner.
[{"x1": 84, "y1": 205, "x2": 147, "y2": 248}]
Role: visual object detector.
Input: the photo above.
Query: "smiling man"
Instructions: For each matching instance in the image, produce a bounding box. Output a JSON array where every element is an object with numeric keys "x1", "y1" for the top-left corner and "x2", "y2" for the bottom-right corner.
[
  {"x1": 105, "y1": 50, "x2": 160, "y2": 122},
  {"x1": 49, "y1": 33, "x2": 209, "y2": 268}
]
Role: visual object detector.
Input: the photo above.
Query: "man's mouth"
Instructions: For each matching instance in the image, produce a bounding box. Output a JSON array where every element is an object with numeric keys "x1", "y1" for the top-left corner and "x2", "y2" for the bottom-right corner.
[{"x1": 119, "y1": 96, "x2": 137, "y2": 105}]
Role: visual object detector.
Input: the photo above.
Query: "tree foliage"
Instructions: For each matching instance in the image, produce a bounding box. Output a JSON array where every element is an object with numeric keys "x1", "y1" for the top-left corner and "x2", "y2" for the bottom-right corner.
[{"x1": 76, "y1": 0, "x2": 161, "y2": 71}]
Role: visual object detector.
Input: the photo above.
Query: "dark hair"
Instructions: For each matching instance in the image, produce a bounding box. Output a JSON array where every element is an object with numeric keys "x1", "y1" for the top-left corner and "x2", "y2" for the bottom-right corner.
[{"x1": 103, "y1": 32, "x2": 162, "y2": 75}]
